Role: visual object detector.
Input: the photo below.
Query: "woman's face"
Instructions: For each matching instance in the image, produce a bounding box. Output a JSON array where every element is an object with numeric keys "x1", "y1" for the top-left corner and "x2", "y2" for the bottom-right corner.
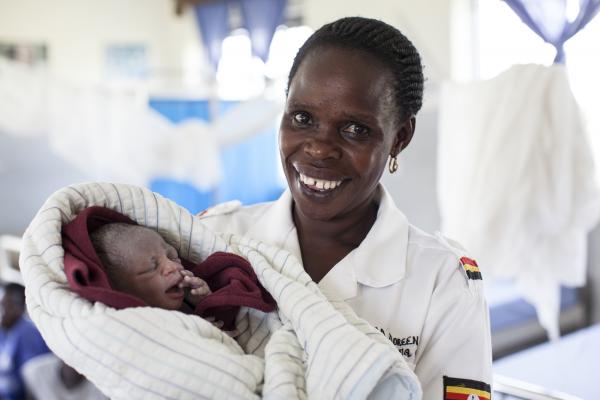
[{"x1": 280, "y1": 46, "x2": 408, "y2": 222}]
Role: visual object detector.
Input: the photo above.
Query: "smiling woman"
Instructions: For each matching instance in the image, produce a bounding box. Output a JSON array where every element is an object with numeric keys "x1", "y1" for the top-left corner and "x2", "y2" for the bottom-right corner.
[
  {"x1": 200, "y1": 16, "x2": 493, "y2": 399},
  {"x1": 280, "y1": 46, "x2": 409, "y2": 280}
]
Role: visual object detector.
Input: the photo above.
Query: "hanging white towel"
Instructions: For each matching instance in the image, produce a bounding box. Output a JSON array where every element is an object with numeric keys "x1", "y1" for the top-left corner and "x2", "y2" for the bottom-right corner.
[
  {"x1": 437, "y1": 64, "x2": 600, "y2": 339},
  {"x1": 0, "y1": 58, "x2": 283, "y2": 191}
]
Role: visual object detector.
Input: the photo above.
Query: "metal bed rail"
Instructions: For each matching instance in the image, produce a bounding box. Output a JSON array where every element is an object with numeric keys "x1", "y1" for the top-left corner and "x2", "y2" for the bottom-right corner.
[{"x1": 493, "y1": 374, "x2": 582, "y2": 400}]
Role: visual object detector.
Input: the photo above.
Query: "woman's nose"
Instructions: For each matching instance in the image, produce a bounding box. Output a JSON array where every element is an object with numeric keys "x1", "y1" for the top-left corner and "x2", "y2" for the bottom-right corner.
[{"x1": 304, "y1": 128, "x2": 341, "y2": 160}]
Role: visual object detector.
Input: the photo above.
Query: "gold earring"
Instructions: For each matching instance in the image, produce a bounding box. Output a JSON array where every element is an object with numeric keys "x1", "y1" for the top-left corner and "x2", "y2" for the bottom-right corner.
[{"x1": 388, "y1": 155, "x2": 398, "y2": 173}]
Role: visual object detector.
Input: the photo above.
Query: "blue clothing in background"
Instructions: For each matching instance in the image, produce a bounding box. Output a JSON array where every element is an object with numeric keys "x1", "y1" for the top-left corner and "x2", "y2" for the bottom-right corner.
[{"x1": 0, "y1": 317, "x2": 50, "y2": 400}]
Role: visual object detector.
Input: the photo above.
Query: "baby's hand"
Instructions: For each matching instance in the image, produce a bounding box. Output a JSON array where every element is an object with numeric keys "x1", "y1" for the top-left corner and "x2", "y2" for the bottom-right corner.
[
  {"x1": 204, "y1": 316, "x2": 225, "y2": 329},
  {"x1": 179, "y1": 270, "x2": 211, "y2": 306}
]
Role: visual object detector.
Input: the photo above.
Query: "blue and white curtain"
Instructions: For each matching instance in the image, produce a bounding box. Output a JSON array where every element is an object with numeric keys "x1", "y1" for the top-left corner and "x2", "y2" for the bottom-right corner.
[
  {"x1": 503, "y1": 0, "x2": 600, "y2": 63},
  {"x1": 148, "y1": 98, "x2": 284, "y2": 213},
  {"x1": 157, "y1": 0, "x2": 289, "y2": 210},
  {"x1": 194, "y1": 0, "x2": 287, "y2": 71}
]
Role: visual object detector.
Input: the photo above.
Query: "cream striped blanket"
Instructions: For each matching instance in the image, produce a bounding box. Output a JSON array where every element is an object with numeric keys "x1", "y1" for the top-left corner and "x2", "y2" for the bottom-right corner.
[{"x1": 20, "y1": 182, "x2": 421, "y2": 399}]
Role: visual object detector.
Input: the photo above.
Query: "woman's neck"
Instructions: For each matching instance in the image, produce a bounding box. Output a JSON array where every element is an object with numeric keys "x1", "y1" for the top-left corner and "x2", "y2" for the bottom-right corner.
[{"x1": 293, "y1": 200, "x2": 378, "y2": 282}]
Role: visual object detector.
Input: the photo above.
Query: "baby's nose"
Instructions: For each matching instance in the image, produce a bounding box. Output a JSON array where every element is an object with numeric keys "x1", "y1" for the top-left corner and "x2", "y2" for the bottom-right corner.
[{"x1": 163, "y1": 259, "x2": 183, "y2": 275}]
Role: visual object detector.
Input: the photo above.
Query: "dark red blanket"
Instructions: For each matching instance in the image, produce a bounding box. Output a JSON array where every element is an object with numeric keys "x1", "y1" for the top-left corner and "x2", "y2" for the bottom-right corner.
[{"x1": 62, "y1": 206, "x2": 276, "y2": 330}]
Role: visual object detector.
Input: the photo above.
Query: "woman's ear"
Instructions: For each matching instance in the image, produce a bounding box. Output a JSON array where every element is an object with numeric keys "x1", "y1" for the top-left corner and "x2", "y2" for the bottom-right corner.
[{"x1": 391, "y1": 116, "x2": 416, "y2": 156}]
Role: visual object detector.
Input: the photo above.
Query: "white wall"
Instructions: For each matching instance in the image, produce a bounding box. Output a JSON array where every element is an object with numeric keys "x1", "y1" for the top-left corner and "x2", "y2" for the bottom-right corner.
[
  {"x1": 0, "y1": 0, "x2": 458, "y2": 86},
  {"x1": 0, "y1": 0, "x2": 209, "y2": 87},
  {"x1": 0, "y1": 134, "x2": 93, "y2": 235},
  {"x1": 303, "y1": 0, "x2": 453, "y2": 81}
]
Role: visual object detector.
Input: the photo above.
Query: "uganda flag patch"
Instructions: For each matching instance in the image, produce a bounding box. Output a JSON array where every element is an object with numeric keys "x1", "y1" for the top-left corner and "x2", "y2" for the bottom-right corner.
[
  {"x1": 459, "y1": 257, "x2": 482, "y2": 280},
  {"x1": 444, "y1": 376, "x2": 491, "y2": 400}
]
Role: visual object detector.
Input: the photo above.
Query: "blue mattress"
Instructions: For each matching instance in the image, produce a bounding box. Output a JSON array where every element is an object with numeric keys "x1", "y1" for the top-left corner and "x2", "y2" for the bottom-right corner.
[{"x1": 486, "y1": 280, "x2": 580, "y2": 332}]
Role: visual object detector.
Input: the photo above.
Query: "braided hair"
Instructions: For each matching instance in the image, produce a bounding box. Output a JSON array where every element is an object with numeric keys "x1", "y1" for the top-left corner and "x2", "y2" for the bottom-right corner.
[{"x1": 287, "y1": 17, "x2": 424, "y2": 120}]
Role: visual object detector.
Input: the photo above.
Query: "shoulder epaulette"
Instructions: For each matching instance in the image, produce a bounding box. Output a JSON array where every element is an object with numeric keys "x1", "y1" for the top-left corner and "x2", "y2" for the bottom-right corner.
[
  {"x1": 459, "y1": 257, "x2": 482, "y2": 281},
  {"x1": 434, "y1": 232, "x2": 484, "y2": 286}
]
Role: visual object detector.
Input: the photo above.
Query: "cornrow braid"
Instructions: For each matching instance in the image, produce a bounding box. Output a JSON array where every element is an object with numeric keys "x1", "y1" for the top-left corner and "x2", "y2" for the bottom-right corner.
[{"x1": 287, "y1": 16, "x2": 424, "y2": 119}]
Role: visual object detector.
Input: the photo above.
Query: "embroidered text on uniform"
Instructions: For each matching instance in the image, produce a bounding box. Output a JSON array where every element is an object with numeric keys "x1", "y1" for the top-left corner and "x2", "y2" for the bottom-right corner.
[{"x1": 376, "y1": 327, "x2": 419, "y2": 357}]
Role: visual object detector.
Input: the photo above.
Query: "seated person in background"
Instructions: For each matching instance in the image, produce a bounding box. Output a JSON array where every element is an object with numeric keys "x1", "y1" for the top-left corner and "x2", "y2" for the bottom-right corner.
[
  {"x1": 62, "y1": 206, "x2": 276, "y2": 330},
  {"x1": 90, "y1": 223, "x2": 213, "y2": 314},
  {"x1": 0, "y1": 283, "x2": 50, "y2": 400},
  {"x1": 22, "y1": 353, "x2": 107, "y2": 400}
]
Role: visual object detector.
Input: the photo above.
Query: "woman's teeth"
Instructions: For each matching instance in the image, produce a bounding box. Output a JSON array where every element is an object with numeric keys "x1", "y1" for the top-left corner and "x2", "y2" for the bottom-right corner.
[{"x1": 299, "y1": 173, "x2": 342, "y2": 191}]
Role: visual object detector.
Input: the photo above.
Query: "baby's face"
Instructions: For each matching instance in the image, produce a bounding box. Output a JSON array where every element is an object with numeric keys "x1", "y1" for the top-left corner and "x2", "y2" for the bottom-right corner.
[{"x1": 112, "y1": 228, "x2": 185, "y2": 310}]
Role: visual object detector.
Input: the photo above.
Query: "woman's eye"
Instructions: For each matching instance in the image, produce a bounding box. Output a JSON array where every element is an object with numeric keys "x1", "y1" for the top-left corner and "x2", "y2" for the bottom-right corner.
[
  {"x1": 292, "y1": 112, "x2": 312, "y2": 126},
  {"x1": 343, "y1": 123, "x2": 369, "y2": 138}
]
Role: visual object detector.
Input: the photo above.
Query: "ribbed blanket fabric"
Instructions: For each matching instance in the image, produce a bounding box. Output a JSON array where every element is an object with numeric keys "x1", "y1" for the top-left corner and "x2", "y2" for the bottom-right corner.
[{"x1": 20, "y1": 182, "x2": 421, "y2": 399}]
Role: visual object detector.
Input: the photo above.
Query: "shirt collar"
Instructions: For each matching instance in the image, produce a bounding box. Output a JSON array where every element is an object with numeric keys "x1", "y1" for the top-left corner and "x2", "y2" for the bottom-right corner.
[
  {"x1": 246, "y1": 185, "x2": 409, "y2": 300},
  {"x1": 245, "y1": 190, "x2": 302, "y2": 262},
  {"x1": 319, "y1": 185, "x2": 409, "y2": 300}
]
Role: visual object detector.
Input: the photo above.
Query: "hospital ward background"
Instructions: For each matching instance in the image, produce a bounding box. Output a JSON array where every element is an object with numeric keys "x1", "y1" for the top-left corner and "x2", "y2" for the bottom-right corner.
[{"x1": 1, "y1": 0, "x2": 600, "y2": 399}]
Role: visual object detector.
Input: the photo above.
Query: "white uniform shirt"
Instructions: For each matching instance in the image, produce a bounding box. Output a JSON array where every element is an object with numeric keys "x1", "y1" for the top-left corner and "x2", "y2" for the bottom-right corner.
[{"x1": 200, "y1": 186, "x2": 493, "y2": 399}]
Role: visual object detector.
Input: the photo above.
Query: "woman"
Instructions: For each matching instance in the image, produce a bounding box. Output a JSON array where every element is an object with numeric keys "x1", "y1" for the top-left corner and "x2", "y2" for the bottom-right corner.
[{"x1": 202, "y1": 16, "x2": 492, "y2": 399}]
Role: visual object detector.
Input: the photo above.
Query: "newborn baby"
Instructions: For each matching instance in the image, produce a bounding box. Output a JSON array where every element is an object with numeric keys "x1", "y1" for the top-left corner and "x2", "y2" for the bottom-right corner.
[
  {"x1": 61, "y1": 205, "x2": 277, "y2": 330},
  {"x1": 90, "y1": 223, "x2": 210, "y2": 312}
]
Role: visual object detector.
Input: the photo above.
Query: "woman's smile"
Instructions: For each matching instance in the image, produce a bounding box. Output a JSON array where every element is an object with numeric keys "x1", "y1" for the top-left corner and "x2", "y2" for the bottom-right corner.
[
  {"x1": 297, "y1": 172, "x2": 343, "y2": 191},
  {"x1": 294, "y1": 165, "x2": 345, "y2": 196}
]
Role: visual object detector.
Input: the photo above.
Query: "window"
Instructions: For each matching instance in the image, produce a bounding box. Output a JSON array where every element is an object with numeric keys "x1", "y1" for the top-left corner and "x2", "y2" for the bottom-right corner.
[
  {"x1": 216, "y1": 25, "x2": 313, "y2": 100},
  {"x1": 476, "y1": 1, "x2": 600, "y2": 164}
]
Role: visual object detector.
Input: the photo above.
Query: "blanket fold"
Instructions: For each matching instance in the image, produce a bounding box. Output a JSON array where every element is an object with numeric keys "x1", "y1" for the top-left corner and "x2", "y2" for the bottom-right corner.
[{"x1": 21, "y1": 182, "x2": 421, "y2": 399}]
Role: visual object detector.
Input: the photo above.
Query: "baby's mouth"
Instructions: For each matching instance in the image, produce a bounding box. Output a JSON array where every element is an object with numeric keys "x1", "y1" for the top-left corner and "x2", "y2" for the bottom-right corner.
[
  {"x1": 165, "y1": 279, "x2": 183, "y2": 295},
  {"x1": 165, "y1": 285, "x2": 182, "y2": 294}
]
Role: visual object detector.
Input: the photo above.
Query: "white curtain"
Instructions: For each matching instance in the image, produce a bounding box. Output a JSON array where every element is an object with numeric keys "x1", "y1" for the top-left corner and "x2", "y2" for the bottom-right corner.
[
  {"x1": 0, "y1": 59, "x2": 283, "y2": 190},
  {"x1": 437, "y1": 64, "x2": 600, "y2": 339}
]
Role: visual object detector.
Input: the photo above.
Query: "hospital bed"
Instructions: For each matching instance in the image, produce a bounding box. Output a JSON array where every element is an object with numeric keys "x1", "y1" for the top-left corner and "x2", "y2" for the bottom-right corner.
[
  {"x1": 493, "y1": 375, "x2": 583, "y2": 400},
  {"x1": 492, "y1": 323, "x2": 600, "y2": 399},
  {"x1": 487, "y1": 279, "x2": 589, "y2": 358}
]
